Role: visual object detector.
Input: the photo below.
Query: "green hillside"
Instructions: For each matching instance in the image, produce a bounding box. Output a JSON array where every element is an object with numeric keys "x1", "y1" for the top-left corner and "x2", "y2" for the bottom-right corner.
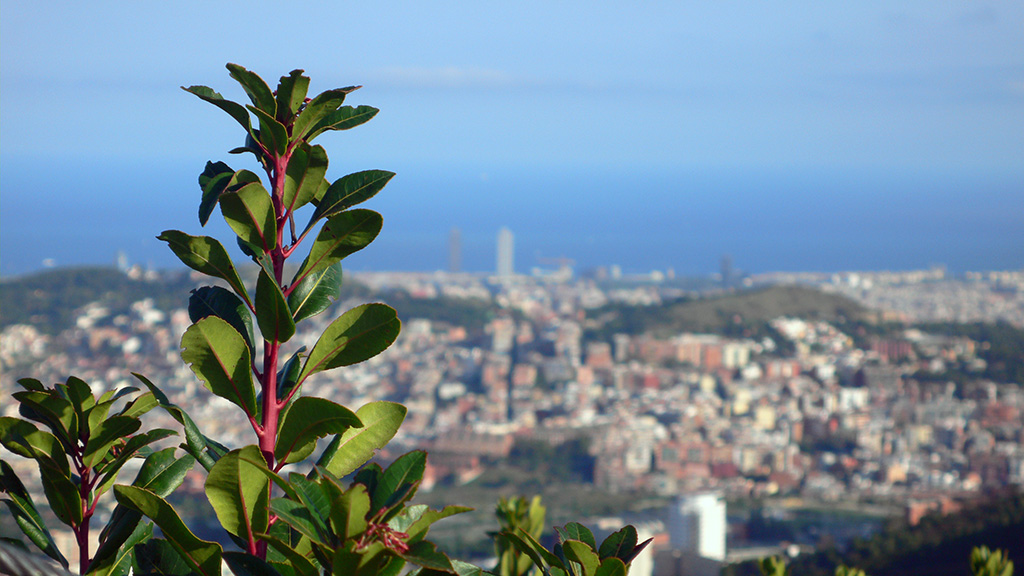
[
  {"x1": 0, "y1": 267, "x2": 198, "y2": 334},
  {"x1": 589, "y1": 284, "x2": 872, "y2": 339}
]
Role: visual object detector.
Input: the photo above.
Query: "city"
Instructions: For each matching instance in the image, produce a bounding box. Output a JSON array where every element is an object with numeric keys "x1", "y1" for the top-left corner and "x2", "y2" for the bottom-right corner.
[{"x1": 3, "y1": 228, "x2": 1024, "y2": 575}]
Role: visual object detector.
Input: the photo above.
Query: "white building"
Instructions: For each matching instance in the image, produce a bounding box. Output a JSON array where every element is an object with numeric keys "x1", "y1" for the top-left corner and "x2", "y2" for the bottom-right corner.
[{"x1": 668, "y1": 493, "x2": 726, "y2": 561}]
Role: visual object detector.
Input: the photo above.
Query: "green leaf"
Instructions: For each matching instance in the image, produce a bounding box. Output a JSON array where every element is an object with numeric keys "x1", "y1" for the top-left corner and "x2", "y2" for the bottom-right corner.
[
  {"x1": 189, "y1": 286, "x2": 256, "y2": 355},
  {"x1": 298, "y1": 303, "x2": 400, "y2": 382},
  {"x1": 249, "y1": 105, "x2": 288, "y2": 156},
  {"x1": 317, "y1": 401, "x2": 407, "y2": 478},
  {"x1": 329, "y1": 482, "x2": 370, "y2": 541},
  {"x1": 94, "y1": 428, "x2": 178, "y2": 496},
  {"x1": 132, "y1": 373, "x2": 229, "y2": 471},
  {"x1": 275, "y1": 397, "x2": 361, "y2": 464},
  {"x1": 135, "y1": 538, "x2": 201, "y2": 576},
  {"x1": 292, "y1": 87, "x2": 358, "y2": 143},
  {"x1": 308, "y1": 105, "x2": 378, "y2": 139},
  {"x1": 82, "y1": 416, "x2": 142, "y2": 468},
  {"x1": 559, "y1": 523, "x2": 597, "y2": 552},
  {"x1": 288, "y1": 261, "x2": 343, "y2": 323},
  {"x1": 87, "y1": 521, "x2": 152, "y2": 576},
  {"x1": 561, "y1": 541, "x2": 599, "y2": 576},
  {"x1": 117, "y1": 391, "x2": 159, "y2": 420},
  {"x1": 593, "y1": 558, "x2": 627, "y2": 576},
  {"x1": 238, "y1": 236, "x2": 276, "y2": 277},
  {"x1": 405, "y1": 505, "x2": 473, "y2": 543},
  {"x1": 85, "y1": 399, "x2": 118, "y2": 439},
  {"x1": 115, "y1": 486, "x2": 223, "y2": 576},
  {"x1": 223, "y1": 551, "x2": 285, "y2": 576},
  {"x1": 620, "y1": 538, "x2": 651, "y2": 566},
  {"x1": 64, "y1": 376, "x2": 96, "y2": 413},
  {"x1": 181, "y1": 316, "x2": 257, "y2": 417},
  {"x1": 12, "y1": 390, "x2": 76, "y2": 451},
  {"x1": 596, "y1": 526, "x2": 636, "y2": 562},
  {"x1": 285, "y1": 473, "x2": 330, "y2": 533},
  {"x1": 220, "y1": 178, "x2": 277, "y2": 252},
  {"x1": 256, "y1": 269, "x2": 296, "y2": 344},
  {"x1": 515, "y1": 528, "x2": 565, "y2": 572},
  {"x1": 0, "y1": 460, "x2": 67, "y2": 567},
  {"x1": 276, "y1": 348, "x2": 306, "y2": 403},
  {"x1": 371, "y1": 450, "x2": 426, "y2": 514},
  {"x1": 98, "y1": 448, "x2": 195, "y2": 562},
  {"x1": 270, "y1": 498, "x2": 328, "y2": 547},
  {"x1": 283, "y1": 144, "x2": 329, "y2": 213},
  {"x1": 205, "y1": 446, "x2": 271, "y2": 542},
  {"x1": 158, "y1": 230, "x2": 251, "y2": 307},
  {"x1": 400, "y1": 541, "x2": 453, "y2": 572},
  {"x1": 258, "y1": 534, "x2": 319, "y2": 576},
  {"x1": 0, "y1": 418, "x2": 68, "y2": 472},
  {"x1": 198, "y1": 161, "x2": 235, "y2": 227},
  {"x1": 227, "y1": 63, "x2": 276, "y2": 116},
  {"x1": 498, "y1": 531, "x2": 551, "y2": 576},
  {"x1": 16, "y1": 378, "x2": 46, "y2": 392},
  {"x1": 312, "y1": 171, "x2": 394, "y2": 223},
  {"x1": 38, "y1": 461, "x2": 81, "y2": 526},
  {"x1": 294, "y1": 210, "x2": 383, "y2": 286},
  {"x1": 276, "y1": 69, "x2": 310, "y2": 122},
  {"x1": 183, "y1": 85, "x2": 252, "y2": 133}
]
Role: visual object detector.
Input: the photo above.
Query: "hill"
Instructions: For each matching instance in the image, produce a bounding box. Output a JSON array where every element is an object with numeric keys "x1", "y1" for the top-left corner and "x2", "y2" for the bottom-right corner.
[
  {"x1": 588, "y1": 284, "x2": 872, "y2": 340},
  {"x1": 724, "y1": 491, "x2": 1024, "y2": 576},
  {"x1": 0, "y1": 267, "x2": 198, "y2": 334}
]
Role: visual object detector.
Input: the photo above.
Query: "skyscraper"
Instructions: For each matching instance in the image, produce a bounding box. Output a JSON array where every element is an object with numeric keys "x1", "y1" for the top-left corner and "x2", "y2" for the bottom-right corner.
[
  {"x1": 449, "y1": 228, "x2": 462, "y2": 273},
  {"x1": 496, "y1": 227, "x2": 514, "y2": 278}
]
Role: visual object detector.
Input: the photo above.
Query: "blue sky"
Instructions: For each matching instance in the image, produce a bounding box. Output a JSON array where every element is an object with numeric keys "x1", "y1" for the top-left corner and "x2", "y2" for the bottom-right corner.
[{"x1": 2, "y1": 2, "x2": 1023, "y2": 274}]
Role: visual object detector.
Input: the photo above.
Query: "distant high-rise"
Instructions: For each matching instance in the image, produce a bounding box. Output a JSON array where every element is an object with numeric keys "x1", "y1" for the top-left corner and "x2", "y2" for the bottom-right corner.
[
  {"x1": 496, "y1": 227, "x2": 515, "y2": 278},
  {"x1": 449, "y1": 228, "x2": 462, "y2": 273},
  {"x1": 720, "y1": 254, "x2": 733, "y2": 288},
  {"x1": 669, "y1": 493, "x2": 726, "y2": 561}
]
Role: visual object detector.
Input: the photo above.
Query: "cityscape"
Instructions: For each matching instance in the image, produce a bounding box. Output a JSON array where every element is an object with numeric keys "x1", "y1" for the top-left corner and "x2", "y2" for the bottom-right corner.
[{"x1": 3, "y1": 226, "x2": 1024, "y2": 575}]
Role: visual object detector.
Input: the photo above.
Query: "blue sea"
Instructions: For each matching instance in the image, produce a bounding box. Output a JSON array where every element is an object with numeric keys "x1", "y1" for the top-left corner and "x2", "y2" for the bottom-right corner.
[{"x1": 2, "y1": 157, "x2": 1022, "y2": 277}]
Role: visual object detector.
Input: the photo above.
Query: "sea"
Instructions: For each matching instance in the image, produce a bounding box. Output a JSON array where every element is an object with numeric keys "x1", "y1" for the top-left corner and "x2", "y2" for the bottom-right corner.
[{"x1": 2, "y1": 157, "x2": 1022, "y2": 278}]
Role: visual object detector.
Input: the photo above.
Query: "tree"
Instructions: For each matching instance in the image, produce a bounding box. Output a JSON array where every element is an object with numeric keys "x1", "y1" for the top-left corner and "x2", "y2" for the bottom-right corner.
[{"x1": 1, "y1": 64, "x2": 652, "y2": 576}]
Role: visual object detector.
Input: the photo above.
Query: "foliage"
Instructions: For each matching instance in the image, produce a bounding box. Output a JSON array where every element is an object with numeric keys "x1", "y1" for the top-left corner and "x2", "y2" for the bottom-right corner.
[
  {"x1": 497, "y1": 521, "x2": 650, "y2": 576},
  {"x1": 971, "y1": 546, "x2": 1014, "y2": 576},
  {"x1": 0, "y1": 64, "x2": 651, "y2": 576},
  {"x1": 494, "y1": 496, "x2": 547, "y2": 576},
  {"x1": 0, "y1": 376, "x2": 185, "y2": 574},
  {"x1": 758, "y1": 556, "x2": 790, "y2": 576}
]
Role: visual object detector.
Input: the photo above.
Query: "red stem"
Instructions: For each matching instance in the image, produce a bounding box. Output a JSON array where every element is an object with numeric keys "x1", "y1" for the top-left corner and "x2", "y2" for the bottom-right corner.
[
  {"x1": 250, "y1": 150, "x2": 292, "y2": 560},
  {"x1": 75, "y1": 458, "x2": 94, "y2": 573}
]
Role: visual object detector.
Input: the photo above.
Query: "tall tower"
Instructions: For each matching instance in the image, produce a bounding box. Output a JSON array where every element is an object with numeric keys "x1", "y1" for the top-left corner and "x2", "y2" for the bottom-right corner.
[
  {"x1": 496, "y1": 227, "x2": 515, "y2": 278},
  {"x1": 449, "y1": 228, "x2": 462, "y2": 273}
]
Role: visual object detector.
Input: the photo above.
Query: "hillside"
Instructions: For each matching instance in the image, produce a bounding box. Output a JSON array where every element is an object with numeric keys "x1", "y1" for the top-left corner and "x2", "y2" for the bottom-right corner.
[
  {"x1": 0, "y1": 267, "x2": 198, "y2": 334},
  {"x1": 588, "y1": 284, "x2": 872, "y2": 340}
]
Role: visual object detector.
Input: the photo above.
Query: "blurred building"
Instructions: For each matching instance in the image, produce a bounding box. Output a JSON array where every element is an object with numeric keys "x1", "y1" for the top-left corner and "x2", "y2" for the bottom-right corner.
[
  {"x1": 497, "y1": 227, "x2": 515, "y2": 278},
  {"x1": 668, "y1": 492, "x2": 726, "y2": 565},
  {"x1": 449, "y1": 227, "x2": 462, "y2": 273}
]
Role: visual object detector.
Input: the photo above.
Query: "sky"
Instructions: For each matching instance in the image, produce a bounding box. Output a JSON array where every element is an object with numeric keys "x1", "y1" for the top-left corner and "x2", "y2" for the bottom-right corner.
[{"x1": 2, "y1": 2, "x2": 1023, "y2": 275}]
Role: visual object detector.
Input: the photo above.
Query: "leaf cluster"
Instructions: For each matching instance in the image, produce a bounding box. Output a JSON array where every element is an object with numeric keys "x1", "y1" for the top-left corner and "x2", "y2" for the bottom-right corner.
[
  {"x1": 0, "y1": 376, "x2": 190, "y2": 575},
  {"x1": 498, "y1": 522, "x2": 651, "y2": 576}
]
